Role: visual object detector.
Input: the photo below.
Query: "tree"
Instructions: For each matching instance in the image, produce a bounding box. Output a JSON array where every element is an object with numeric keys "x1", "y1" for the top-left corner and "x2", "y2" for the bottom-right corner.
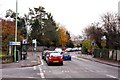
[
  {"x1": 5, "y1": 9, "x2": 27, "y2": 38},
  {"x1": 56, "y1": 24, "x2": 70, "y2": 47},
  {"x1": 84, "y1": 23, "x2": 103, "y2": 49},
  {"x1": 28, "y1": 6, "x2": 59, "y2": 46},
  {"x1": 65, "y1": 40, "x2": 74, "y2": 48},
  {"x1": 101, "y1": 12, "x2": 119, "y2": 49},
  {"x1": 84, "y1": 12, "x2": 120, "y2": 49},
  {"x1": 2, "y1": 19, "x2": 23, "y2": 51}
]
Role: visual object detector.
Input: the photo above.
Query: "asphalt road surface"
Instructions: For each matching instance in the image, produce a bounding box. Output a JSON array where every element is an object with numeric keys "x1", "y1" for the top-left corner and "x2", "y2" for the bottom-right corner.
[{"x1": 1, "y1": 52, "x2": 119, "y2": 80}]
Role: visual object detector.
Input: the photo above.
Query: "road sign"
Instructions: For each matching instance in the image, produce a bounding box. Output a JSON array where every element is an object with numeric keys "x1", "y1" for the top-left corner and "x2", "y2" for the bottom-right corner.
[
  {"x1": 22, "y1": 39, "x2": 27, "y2": 44},
  {"x1": 32, "y1": 39, "x2": 36, "y2": 44},
  {"x1": 32, "y1": 39, "x2": 37, "y2": 47},
  {"x1": 9, "y1": 42, "x2": 21, "y2": 46},
  {"x1": 91, "y1": 41, "x2": 95, "y2": 46}
]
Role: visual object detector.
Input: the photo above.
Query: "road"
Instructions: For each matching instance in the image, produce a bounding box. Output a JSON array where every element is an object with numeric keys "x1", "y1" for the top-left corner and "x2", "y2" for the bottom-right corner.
[{"x1": 1, "y1": 52, "x2": 119, "y2": 80}]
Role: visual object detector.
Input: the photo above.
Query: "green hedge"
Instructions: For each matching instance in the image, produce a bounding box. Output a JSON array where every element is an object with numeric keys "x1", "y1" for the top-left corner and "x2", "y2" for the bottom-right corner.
[
  {"x1": 94, "y1": 49, "x2": 100, "y2": 58},
  {"x1": 94, "y1": 49, "x2": 109, "y2": 58}
]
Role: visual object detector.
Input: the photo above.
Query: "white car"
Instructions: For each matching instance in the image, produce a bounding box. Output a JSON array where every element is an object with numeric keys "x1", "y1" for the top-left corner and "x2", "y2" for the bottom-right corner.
[
  {"x1": 55, "y1": 48, "x2": 62, "y2": 52},
  {"x1": 65, "y1": 48, "x2": 72, "y2": 52}
]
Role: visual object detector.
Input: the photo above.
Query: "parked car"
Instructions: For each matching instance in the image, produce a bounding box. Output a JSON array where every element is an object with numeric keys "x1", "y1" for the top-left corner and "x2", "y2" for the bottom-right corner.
[
  {"x1": 65, "y1": 48, "x2": 72, "y2": 52},
  {"x1": 42, "y1": 50, "x2": 49, "y2": 60},
  {"x1": 46, "y1": 52, "x2": 63, "y2": 66},
  {"x1": 71, "y1": 47, "x2": 79, "y2": 51},
  {"x1": 61, "y1": 52, "x2": 71, "y2": 60},
  {"x1": 55, "y1": 48, "x2": 62, "y2": 52},
  {"x1": 42, "y1": 50, "x2": 55, "y2": 61}
]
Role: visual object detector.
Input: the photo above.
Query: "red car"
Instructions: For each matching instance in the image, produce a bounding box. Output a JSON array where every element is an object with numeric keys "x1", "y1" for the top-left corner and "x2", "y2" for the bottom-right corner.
[{"x1": 46, "y1": 52, "x2": 63, "y2": 66}]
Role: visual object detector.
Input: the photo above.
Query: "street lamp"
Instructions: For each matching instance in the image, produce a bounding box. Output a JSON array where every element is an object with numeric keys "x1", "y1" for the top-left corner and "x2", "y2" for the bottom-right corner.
[{"x1": 14, "y1": 0, "x2": 18, "y2": 62}]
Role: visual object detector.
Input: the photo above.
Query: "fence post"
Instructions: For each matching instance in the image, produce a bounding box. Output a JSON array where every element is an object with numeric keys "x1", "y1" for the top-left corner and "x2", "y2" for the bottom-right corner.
[{"x1": 117, "y1": 50, "x2": 120, "y2": 61}]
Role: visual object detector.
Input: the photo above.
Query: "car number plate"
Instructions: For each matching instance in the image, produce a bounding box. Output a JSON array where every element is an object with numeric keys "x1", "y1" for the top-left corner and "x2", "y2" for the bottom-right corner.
[{"x1": 53, "y1": 61, "x2": 59, "y2": 63}]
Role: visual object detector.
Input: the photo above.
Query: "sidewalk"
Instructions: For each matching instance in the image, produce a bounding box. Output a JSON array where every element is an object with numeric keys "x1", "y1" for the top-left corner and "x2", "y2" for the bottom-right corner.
[
  {"x1": 2, "y1": 52, "x2": 41, "y2": 69},
  {"x1": 77, "y1": 54, "x2": 120, "y2": 67}
]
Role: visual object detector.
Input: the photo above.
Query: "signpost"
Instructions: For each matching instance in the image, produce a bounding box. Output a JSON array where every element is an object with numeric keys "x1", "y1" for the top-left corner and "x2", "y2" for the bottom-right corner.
[
  {"x1": 91, "y1": 41, "x2": 95, "y2": 57},
  {"x1": 14, "y1": 0, "x2": 18, "y2": 62},
  {"x1": 9, "y1": 41, "x2": 20, "y2": 62},
  {"x1": 22, "y1": 39, "x2": 27, "y2": 60},
  {"x1": 32, "y1": 39, "x2": 37, "y2": 59}
]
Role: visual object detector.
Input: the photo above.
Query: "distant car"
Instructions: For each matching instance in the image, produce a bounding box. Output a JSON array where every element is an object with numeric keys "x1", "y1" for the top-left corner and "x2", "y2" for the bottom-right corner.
[
  {"x1": 55, "y1": 48, "x2": 62, "y2": 52},
  {"x1": 46, "y1": 52, "x2": 63, "y2": 66},
  {"x1": 65, "y1": 48, "x2": 72, "y2": 52},
  {"x1": 71, "y1": 47, "x2": 79, "y2": 51},
  {"x1": 78, "y1": 47, "x2": 82, "y2": 51},
  {"x1": 61, "y1": 52, "x2": 71, "y2": 60}
]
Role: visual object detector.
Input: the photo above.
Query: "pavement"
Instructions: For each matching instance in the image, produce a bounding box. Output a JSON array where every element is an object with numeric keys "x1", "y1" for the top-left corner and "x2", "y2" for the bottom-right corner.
[
  {"x1": 77, "y1": 54, "x2": 120, "y2": 67},
  {"x1": 1, "y1": 52, "x2": 41, "y2": 69}
]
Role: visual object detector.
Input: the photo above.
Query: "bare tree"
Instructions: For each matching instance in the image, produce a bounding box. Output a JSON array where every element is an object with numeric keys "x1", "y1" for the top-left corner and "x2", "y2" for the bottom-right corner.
[
  {"x1": 84, "y1": 23, "x2": 103, "y2": 49},
  {"x1": 101, "y1": 12, "x2": 119, "y2": 49}
]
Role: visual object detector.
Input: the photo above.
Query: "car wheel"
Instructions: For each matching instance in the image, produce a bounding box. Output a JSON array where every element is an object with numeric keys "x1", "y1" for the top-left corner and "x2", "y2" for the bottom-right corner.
[
  {"x1": 47, "y1": 62, "x2": 50, "y2": 66},
  {"x1": 60, "y1": 62, "x2": 63, "y2": 66}
]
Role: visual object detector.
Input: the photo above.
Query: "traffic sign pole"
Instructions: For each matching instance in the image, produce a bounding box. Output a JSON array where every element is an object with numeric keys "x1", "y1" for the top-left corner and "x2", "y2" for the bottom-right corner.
[{"x1": 14, "y1": 0, "x2": 18, "y2": 62}]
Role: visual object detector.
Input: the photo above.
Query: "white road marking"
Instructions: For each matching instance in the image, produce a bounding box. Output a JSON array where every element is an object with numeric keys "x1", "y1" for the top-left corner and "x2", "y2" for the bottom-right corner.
[
  {"x1": 106, "y1": 74, "x2": 117, "y2": 78},
  {"x1": 72, "y1": 56, "x2": 88, "y2": 61},
  {"x1": 33, "y1": 66, "x2": 36, "y2": 70},
  {"x1": 38, "y1": 65, "x2": 45, "y2": 78},
  {"x1": 27, "y1": 57, "x2": 29, "y2": 59},
  {"x1": 37, "y1": 73, "x2": 40, "y2": 75},
  {"x1": 31, "y1": 61, "x2": 37, "y2": 62},
  {"x1": 3, "y1": 76, "x2": 37, "y2": 78},
  {"x1": 41, "y1": 59, "x2": 44, "y2": 65},
  {"x1": 40, "y1": 73, "x2": 45, "y2": 78},
  {"x1": 27, "y1": 77, "x2": 36, "y2": 78},
  {"x1": 65, "y1": 71, "x2": 67, "y2": 72},
  {"x1": 79, "y1": 58, "x2": 88, "y2": 61},
  {"x1": 96, "y1": 70, "x2": 107, "y2": 72}
]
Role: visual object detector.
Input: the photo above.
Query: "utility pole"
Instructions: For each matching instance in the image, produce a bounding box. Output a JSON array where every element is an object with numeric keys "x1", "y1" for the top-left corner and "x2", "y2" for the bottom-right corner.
[{"x1": 14, "y1": 0, "x2": 18, "y2": 62}]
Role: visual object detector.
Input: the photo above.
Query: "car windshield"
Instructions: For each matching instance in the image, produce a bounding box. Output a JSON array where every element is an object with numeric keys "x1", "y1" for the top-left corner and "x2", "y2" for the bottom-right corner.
[
  {"x1": 50, "y1": 52, "x2": 61, "y2": 56},
  {"x1": 64, "y1": 52, "x2": 70, "y2": 55}
]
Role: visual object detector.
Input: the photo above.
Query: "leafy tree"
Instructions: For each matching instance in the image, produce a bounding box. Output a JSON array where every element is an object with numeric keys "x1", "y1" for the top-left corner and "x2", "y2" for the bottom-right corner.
[
  {"x1": 81, "y1": 40, "x2": 91, "y2": 54},
  {"x1": 65, "y1": 40, "x2": 74, "y2": 48},
  {"x1": 56, "y1": 24, "x2": 70, "y2": 47},
  {"x1": 5, "y1": 9, "x2": 27, "y2": 38},
  {"x1": 28, "y1": 6, "x2": 59, "y2": 46},
  {"x1": 2, "y1": 19, "x2": 23, "y2": 51}
]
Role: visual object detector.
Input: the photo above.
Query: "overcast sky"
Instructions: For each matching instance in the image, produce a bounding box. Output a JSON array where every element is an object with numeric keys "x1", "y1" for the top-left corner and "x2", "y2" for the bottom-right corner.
[{"x1": 0, "y1": 0, "x2": 119, "y2": 36}]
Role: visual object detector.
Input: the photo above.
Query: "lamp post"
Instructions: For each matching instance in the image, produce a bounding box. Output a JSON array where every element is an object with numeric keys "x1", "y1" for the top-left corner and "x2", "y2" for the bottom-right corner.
[{"x1": 14, "y1": 0, "x2": 18, "y2": 62}]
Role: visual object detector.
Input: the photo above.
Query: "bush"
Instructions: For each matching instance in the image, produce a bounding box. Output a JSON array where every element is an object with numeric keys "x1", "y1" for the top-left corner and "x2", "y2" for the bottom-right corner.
[
  {"x1": 94, "y1": 48, "x2": 110, "y2": 59},
  {"x1": 81, "y1": 40, "x2": 91, "y2": 54},
  {"x1": 82, "y1": 46, "x2": 87, "y2": 54},
  {"x1": 94, "y1": 49, "x2": 101, "y2": 58}
]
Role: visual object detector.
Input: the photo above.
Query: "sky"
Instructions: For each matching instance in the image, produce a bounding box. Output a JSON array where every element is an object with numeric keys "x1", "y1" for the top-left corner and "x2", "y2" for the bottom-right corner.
[{"x1": 0, "y1": 0, "x2": 119, "y2": 36}]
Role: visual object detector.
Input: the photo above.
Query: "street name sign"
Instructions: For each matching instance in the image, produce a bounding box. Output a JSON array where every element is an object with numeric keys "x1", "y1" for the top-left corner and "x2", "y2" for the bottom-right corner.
[{"x1": 9, "y1": 42, "x2": 21, "y2": 46}]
